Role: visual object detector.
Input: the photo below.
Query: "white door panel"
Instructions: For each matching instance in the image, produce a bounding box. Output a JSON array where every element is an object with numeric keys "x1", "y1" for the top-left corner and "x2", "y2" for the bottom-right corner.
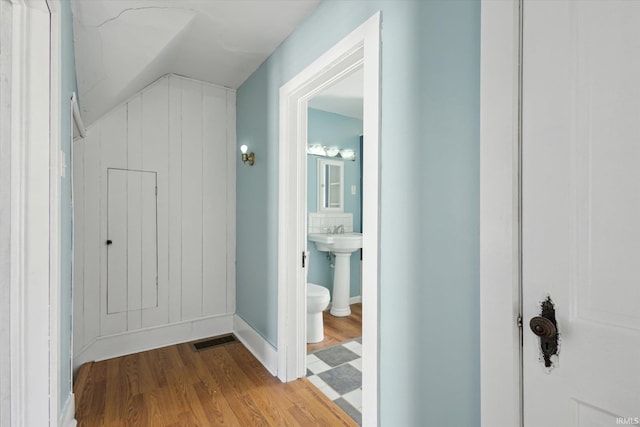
[
  {"x1": 107, "y1": 169, "x2": 128, "y2": 314},
  {"x1": 523, "y1": 1, "x2": 640, "y2": 425},
  {"x1": 107, "y1": 168, "x2": 158, "y2": 314}
]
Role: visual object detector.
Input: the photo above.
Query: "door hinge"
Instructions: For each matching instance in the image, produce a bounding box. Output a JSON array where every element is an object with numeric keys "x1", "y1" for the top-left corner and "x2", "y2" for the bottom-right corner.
[
  {"x1": 517, "y1": 315, "x2": 523, "y2": 328},
  {"x1": 302, "y1": 251, "x2": 307, "y2": 268}
]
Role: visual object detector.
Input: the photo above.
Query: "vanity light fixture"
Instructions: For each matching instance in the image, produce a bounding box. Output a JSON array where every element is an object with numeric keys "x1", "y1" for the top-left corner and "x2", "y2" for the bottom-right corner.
[
  {"x1": 307, "y1": 144, "x2": 356, "y2": 161},
  {"x1": 240, "y1": 144, "x2": 255, "y2": 166}
]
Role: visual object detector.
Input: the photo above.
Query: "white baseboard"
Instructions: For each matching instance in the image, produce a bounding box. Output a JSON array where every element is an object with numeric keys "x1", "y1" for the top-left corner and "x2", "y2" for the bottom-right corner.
[
  {"x1": 233, "y1": 315, "x2": 278, "y2": 376},
  {"x1": 60, "y1": 393, "x2": 77, "y2": 427},
  {"x1": 73, "y1": 314, "x2": 233, "y2": 372}
]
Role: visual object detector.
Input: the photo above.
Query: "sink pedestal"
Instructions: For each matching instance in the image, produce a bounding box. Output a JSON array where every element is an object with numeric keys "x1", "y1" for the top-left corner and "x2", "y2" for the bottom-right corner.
[
  {"x1": 307, "y1": 232, "x2": 362, "y2": 318},
  {"x1": 330, "y1": 253, "x2": 352, "y2": 317}
]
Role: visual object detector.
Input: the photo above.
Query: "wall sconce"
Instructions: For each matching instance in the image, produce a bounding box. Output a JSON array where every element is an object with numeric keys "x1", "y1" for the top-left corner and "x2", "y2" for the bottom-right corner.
[{"x1": 240, "y1": 144, "x2": 255, "y2": 166}]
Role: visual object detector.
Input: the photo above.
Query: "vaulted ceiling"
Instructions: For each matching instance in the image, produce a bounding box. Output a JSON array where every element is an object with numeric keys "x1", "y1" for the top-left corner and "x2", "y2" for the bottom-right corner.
[{"x1": 71, "y1": 0, "x2": 321, "y2": 125}]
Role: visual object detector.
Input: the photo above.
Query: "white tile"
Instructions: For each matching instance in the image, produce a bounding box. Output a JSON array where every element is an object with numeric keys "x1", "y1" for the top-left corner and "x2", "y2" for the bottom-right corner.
[
  {"x1": 342, "y1": 388, "x2": 362, "y2": 410},
  {"x1": 308, "y1": 376, "x2": 341, "y2": 400},
  {"x1": 348, "y1": 357, "x2": 363, "y2": 371},
  {"x1": 307, "y1": 374, "x2": 327, "y2": 389},
  {"x1": 307, "y1": 358, "x2": 332, "y2": 374},
  {"x1": 307, "y1": 354, "x2": 320, "y2": 364},
  {"x1": 318, "y1": 384, "x2": 341, "y2": 401},
  {"x1": 343, "y1": 341, "x2": 362, "y2": 356}
]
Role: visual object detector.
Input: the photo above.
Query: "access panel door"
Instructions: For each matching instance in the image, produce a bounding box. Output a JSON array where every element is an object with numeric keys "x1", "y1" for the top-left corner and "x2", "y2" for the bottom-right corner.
[{"x1": 107, "y1": 168, "x2": 158, "y2": 314}]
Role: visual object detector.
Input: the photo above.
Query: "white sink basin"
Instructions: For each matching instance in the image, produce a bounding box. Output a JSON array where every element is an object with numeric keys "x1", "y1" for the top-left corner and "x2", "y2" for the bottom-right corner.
[
  {"x1": 308, "y1": 232, "x2": 363, "y2": 317},
  {"x1": 308, "y1": 232, "x2": 363, "y2": 254}
]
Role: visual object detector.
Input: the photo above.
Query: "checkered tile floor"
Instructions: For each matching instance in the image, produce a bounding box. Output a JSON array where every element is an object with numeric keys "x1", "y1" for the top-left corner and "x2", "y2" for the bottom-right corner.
[{"x1": 306, "y1": 338, "x2": 362, "y2": 425}]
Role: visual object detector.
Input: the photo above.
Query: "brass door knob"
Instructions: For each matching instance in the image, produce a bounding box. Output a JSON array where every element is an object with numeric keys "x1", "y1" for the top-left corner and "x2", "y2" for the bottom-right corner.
[{"x1": 529, "y1": 316, "x2": 556, "y2": 338}]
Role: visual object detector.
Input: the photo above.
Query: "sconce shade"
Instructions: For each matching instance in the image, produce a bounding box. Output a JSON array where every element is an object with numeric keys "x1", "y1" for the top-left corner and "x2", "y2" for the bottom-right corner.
[{"x1": 240, "y1": 144, "x2": 255, "y2": 166}]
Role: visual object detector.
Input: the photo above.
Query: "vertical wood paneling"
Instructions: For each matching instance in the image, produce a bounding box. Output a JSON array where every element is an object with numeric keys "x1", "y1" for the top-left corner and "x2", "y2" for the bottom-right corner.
[
  {"x1": 126, "y1": 96, "x2": 143, "y2": 330},
  {"x1": 83, "y1": 130, "x2": 101, "y2": 344},
  {"x1": 140, "y1": 172, "x2": 157, "y2": 310},
  {"x1": 202, "y1": 85, "x2": 228, "y2": 316},
  {"x1": 180, "y1": 80, "x2": 204, "y2": 320},
  {"x1": 73, "y1": 140, "x2": 85, "y2": 352},
  {"x1": 142, "y1": 78, "x2": 169, "y2": 328},
  {"x1": 168, "y1": 76, "x2": 182, "y2": 323},
  {"x1": 106, "y1": 169, "x2": 128, "y2": 314},
  {"x1": 100, "y1": 106, "x2": 128, "y2": 336},
  {"x1": 226, "y1": 91, "x2": 237, "y2": 313},
  {"x1": 74, "y1": 75, "x2": 236, "y2": 359}
]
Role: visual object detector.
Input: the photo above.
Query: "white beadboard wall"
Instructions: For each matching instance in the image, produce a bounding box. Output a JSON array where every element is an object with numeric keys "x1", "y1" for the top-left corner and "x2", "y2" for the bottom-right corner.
[{"x1": 73, "y1": 75, "x2": 236, "y2": 368}]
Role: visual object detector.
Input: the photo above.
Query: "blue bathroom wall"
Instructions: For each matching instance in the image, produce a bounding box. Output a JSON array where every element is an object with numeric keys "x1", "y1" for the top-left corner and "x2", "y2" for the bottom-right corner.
[
  {"x1": 60, "y1": 0, "x2": 78, "y2": 414},
  {"x1": 307, "y1": 108, "x2": 362, "y2": 298},
  {"x1": 236, "y1": 1, "x2": 479, "y2": 425}
]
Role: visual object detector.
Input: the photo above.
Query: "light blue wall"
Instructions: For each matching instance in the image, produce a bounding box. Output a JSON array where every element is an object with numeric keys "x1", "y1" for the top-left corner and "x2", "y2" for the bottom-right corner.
[
  {"x1": 60, "y1": 0, "x2": 78, "y2": 413},
  {"x1": 307, "y1": 108, "x2": 362, "y2": 298},
  {"x1": 236, "y1": 1, "x2": 479, "y2": 425}
]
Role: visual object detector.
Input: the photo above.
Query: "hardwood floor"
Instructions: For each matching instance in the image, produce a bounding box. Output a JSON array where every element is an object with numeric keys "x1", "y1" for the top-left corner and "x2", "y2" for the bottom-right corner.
[
  {"x1": 307, "y1": 303, "x2": 362, "y2": 353},
  {"x1": 74, "y1": 340, "x2": 358, "y2": 426}
]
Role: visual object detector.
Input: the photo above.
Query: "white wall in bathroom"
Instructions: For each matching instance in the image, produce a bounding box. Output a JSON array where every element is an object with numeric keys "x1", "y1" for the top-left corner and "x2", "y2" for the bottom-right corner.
[{"x1": 73, "y1": 74, "x2": 236, "y2": 369}]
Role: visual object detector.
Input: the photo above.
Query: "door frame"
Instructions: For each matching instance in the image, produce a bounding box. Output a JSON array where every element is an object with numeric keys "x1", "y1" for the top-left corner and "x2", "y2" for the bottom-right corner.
[
  {"x1": 480, "y1": 0, "x2": 522, "y2": 426},
  {"x1": 1, "y1": 0, "x2": 63, "y2": 424},
  {"x1": 277, "y1": 11, "x2": 380, "y2": 427}
]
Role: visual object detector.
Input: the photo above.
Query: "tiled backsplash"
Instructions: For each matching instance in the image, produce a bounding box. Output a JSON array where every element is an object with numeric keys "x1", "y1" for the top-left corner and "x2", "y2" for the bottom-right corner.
[{"x1": 308, "y1": 213, "x2": 354, "y2": 234}]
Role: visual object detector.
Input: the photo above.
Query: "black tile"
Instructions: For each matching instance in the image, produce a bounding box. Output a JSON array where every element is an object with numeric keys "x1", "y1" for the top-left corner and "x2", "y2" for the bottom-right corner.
[
  {"x1": 334, "y1": 397, "x2": 362, "y2": 426},
  {"x1": 314, "y1": 345, "x2": 358, "y2": 367},
  {"x1": 306, "y1": 369, "x2": 313, "y2": 377},
  {"x1": 318, "y1": 364, "x2": 361, "y2": 395}
]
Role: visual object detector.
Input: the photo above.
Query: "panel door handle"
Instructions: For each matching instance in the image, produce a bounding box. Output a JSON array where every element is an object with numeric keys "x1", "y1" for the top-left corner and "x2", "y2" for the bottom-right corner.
[
  {"x1": 529, "y1": 316, "x2": 556, "y2": 338},
  {"x1": 529, "y1": 296, "x2": 559, "y2": 368},
  {"x1": 106, "y1": 239, "x2": 113, "y2": 245}
]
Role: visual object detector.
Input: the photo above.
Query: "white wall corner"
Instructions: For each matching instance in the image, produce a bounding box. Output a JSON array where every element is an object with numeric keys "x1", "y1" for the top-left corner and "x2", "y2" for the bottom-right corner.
[
  {"x1": 233, "y1": 315, "x2": 278, "y2": 376},
  {"x1": 59, "y1": 393, "x2": 77, "y2": 427}
]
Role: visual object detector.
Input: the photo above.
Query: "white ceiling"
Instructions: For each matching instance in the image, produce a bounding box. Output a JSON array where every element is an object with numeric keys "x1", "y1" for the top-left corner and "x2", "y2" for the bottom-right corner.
[
  {"x1": 308, "y1": 67, "x2": 363, "y2": 120},
  {"x1": 71, "y1": 0, "x2": 321, "y2": 125}
]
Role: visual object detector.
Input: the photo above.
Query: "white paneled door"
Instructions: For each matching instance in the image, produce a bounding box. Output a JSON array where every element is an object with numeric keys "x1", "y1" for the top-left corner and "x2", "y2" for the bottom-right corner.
[
  {"x1": 523, "y1": 1, "x2": 640, "y2": 425},
  {"x1": 107, "y1": 168, "x2": 158, "y2": 314}
]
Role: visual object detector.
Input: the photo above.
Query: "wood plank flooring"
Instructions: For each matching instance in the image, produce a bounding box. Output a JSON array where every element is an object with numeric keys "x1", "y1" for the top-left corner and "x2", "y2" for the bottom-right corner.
[
  {"x1": 74, "y1": 340, "x2": 357, "y2": 426},
  {"x1": 307, "y1": 303, "x2": 362, "y2": 353}
]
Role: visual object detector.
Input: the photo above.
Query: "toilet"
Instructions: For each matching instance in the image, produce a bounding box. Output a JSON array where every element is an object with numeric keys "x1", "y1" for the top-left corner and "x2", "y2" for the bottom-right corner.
[{"x1": 307, "y1": 283, "x2": 330, "y2": 343}]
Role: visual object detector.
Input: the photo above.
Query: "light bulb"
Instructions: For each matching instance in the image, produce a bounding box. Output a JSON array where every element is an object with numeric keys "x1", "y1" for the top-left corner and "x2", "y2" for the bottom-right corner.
[
  {"x1": 240, "y1": 144, "x2": 248, "y2": 154},
  {"x1": 325, "y1": 147, "x2": 339, "y2": 157}
]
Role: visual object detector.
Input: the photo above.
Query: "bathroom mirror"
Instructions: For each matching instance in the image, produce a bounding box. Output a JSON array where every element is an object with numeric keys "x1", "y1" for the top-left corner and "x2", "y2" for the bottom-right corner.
[{"x1": 318, "y1": 158, "x2": 344, "y2": 212}]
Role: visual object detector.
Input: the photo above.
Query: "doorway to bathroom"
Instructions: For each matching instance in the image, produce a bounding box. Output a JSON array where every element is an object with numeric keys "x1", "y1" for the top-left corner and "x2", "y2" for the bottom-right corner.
[
  {"x1": 304, "y1": 68, "x2": 365, "y2": 423},
  {"x1": 277, "y1": 11, "x2": 380, "y2": 427}
]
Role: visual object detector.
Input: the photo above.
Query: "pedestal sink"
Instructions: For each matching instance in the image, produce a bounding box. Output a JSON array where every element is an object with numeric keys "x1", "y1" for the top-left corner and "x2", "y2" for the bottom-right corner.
[{"x1": 308, "y1": 232, "x2": 362, "y2": 317}]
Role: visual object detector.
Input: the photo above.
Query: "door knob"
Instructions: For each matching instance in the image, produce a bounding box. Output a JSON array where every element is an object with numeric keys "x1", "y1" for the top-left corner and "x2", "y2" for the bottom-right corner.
[
  {"x1": 530, "y1": 296, "x2": 559, "y2": 367},
  {"x1": 529, "y1": 316, "x2": 556, "y2": 338},
  {"x1": 106, "y1": 240, "x2": 113, "y2": 245}
]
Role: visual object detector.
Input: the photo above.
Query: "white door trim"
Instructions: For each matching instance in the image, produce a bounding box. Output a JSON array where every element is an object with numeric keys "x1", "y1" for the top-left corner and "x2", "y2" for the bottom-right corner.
[
  {"x1": 479, "y1": 0, "x2": 522, "y2": 426},
  {"x1": 3, "y1": 0, "x2": 62, "y2": 425},
  {"x1": 48, "y1": 0, "x2": 63, "y2": 423},
  {"x1": 277, "y1": 11, "x2": 380, "y2": 427}
]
